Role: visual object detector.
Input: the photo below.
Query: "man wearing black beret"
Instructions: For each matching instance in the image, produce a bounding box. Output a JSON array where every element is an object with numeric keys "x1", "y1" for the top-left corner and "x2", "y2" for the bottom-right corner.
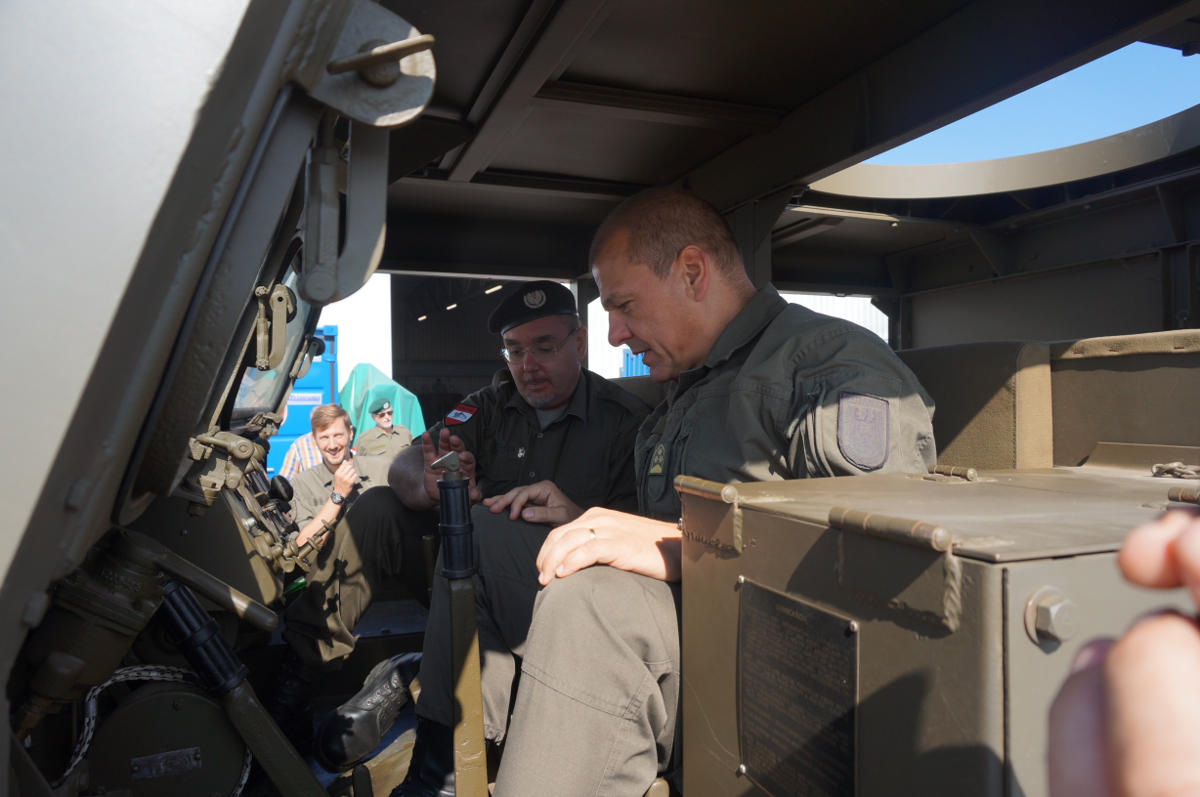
[{"x1": 306, "y1": 280, "x2": 650, "y2": 776}]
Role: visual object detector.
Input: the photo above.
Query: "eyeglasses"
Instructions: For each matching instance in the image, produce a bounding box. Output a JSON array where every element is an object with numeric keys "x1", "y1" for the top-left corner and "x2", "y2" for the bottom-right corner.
[
  {"x1": 373, "y1": 409, "x2": 393, "y2": 418},
  {"x1": 501, "y1": 328, "x2": 579, "y2": 364}
]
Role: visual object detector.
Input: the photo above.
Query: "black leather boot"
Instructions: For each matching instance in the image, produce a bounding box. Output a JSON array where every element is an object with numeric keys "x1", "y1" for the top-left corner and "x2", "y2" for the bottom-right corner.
[
  {"x1": 315, "y1": 652, "x2": 421, "y2": 772},
  {"x1": 390, "y1": 716, "x2": 456, "y2": 797}
]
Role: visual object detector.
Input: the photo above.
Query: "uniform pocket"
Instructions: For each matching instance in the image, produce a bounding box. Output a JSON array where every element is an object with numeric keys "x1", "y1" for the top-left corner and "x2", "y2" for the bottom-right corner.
[{"x1": 482, "y1": 441, "x2": 523, "y2": 488}]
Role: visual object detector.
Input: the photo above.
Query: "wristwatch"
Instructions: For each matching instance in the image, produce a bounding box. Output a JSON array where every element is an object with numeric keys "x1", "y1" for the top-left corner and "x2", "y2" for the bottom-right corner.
[{"x1": 330, "y1": 491, "x2": 345, "y2": 505}]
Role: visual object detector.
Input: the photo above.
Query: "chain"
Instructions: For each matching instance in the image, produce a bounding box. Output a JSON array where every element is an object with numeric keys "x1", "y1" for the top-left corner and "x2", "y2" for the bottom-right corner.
[
  {"x1": 52, "y1": 665, "x2": 253, "y2": 796},
  {"x1": 1152, "y1": 462, "x2": 1200, "y2": 479}
]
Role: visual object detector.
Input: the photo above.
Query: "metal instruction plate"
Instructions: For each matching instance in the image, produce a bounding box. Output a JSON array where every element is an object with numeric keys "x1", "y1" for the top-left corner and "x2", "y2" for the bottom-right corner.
[
  {"x1": 738, "y1": 580, "x2": 858, "y2": 796},
  {"x1": 130, "y1": 746, "x2": 202, "y2": 781}
]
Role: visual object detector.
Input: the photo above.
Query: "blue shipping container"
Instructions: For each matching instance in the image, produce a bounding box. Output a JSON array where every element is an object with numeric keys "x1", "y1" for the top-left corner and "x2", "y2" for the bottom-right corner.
[
  {"x1": 266, "y1": 325, "x2": 338, "y2": 476},
  {"x1": 620, "y1": 348, "x2": 649, "y2": 377}
]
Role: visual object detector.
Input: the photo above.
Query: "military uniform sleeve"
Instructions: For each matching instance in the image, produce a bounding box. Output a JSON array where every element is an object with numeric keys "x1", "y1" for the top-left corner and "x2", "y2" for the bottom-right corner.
[
  {"x1": 788, "y1": 333, "x2": 936, "y2": 478},
  {"x1": 289, "y1": 468, "x2": 326, "y2": 529},
  {"x1": 393, "y1": 426, "x2": 414, "y2": 448}
]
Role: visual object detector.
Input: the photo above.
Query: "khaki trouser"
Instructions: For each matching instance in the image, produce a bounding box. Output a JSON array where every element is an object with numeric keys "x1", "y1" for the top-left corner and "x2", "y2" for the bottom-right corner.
[
  {"x1": 416, "y1": 505, "x2": 681, "y2": 797},
  {"x1": 283, "y1": 486, "x2": 434, "y2": 667}
]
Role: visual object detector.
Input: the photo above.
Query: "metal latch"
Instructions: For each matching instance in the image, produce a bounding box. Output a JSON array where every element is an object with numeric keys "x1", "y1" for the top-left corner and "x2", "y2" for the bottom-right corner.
[{"x1": 253, "y1": 283, "x2": 295, "y2": 371}]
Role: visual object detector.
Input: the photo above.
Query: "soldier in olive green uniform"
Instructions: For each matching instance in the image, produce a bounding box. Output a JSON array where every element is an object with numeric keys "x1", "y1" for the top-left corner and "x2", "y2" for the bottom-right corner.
[
  {"x1": 399, "y1": 188, "x2": 936, "y2": 797},
  {"x1": 355, "y1": 396, "x2": 414, "y2": 460},
  {"x1": 289, "y1": 450, "x2": 390, "y2": 532},
  {"x1": 271, "y1": 403, "x2": 420, "y2": 753},
  {"x1": 281, "y1": 402, "x2": 415, "y2": 668}
]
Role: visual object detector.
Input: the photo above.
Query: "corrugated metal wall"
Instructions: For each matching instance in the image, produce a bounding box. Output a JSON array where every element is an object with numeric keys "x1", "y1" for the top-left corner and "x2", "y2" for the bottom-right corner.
[{"x1": 781, "y1": 292, "x2": 889, "y2": 342}]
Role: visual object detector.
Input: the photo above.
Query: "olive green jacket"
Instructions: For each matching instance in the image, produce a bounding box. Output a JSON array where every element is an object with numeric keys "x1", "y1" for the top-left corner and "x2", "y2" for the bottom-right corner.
[
  {"x1": 289, "y1": 453, "x2": 392, "y2": 529},
  {"x1": 636, "y1": 286, "x2": 936, "y2": 521},
  {"x1": 430, "y1": 369, "x2": 650, "y2": 513},
  {"x1": 356, "y1": 424, "x2": 414, "y2": 460}
]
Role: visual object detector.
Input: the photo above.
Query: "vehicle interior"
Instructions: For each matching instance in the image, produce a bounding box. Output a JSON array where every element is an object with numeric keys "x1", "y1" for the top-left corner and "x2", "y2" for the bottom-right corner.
[{"x1": 5, "y1": 1, "x2": 1200, "y2": 795}]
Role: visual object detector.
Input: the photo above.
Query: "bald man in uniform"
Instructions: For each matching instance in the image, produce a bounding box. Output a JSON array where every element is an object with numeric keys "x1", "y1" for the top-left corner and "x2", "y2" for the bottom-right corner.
[{"x1": 394, "y1": 188, "x2": 936, "y2": 797}]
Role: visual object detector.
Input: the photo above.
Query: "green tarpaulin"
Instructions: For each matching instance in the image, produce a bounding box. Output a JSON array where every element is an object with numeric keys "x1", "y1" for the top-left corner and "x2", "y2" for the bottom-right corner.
[{"x1": 338, "y1": 363, "x2": 425, "y2": 446}]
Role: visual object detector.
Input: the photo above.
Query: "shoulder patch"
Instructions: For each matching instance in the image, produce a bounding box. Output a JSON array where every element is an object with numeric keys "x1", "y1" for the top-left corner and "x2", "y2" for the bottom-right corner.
[
  {"x1": 837, "y1": 393, "x2": 889, "y2": 471},
  {"x1": 445, "y1": 404, "x2": 477, "y2": 426},
  {"x1": 648, "y1": 443, "x2": 666, "y2": 475}
]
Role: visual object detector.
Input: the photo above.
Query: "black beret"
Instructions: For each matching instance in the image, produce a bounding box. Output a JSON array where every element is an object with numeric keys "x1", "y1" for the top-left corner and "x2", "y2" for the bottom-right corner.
[{"x1": 487, "y1": 280, "x2": 578, "y2": 334}]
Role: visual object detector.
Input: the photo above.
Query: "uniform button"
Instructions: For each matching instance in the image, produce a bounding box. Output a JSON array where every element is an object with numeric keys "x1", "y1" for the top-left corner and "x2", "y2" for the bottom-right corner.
[
  {"x1": 536, "y1": 432, "x2": 544, "y2": 439},
  {"x1": 529, "y1": 471, "x2": 536, "y2": 478}
]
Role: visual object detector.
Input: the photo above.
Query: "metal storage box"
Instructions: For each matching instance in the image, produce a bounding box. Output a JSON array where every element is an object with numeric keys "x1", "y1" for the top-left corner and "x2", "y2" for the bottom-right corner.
[{"x1": 678, "y1": 462, "x2": 1192, "y2": 796}]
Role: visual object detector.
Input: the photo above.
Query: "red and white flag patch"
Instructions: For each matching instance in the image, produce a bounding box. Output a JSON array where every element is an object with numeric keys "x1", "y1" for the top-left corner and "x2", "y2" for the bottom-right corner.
[{"x1": 445, "y1": 404, "x2": 477, "y2": 426}]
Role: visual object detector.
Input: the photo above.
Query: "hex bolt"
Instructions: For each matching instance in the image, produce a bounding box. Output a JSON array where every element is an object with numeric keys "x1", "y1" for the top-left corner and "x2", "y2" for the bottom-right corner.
[{"x1": 1030, "y1": 589, "x2": 1078, "y2": 643}]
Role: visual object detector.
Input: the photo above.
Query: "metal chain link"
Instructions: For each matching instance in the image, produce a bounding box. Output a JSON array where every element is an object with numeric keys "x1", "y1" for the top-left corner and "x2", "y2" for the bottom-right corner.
[
  {"x1": 1152, "y1": 462, "x2": 1200, "y2": 479},
  {"x1": 51, "y1": 664, "x2": 253, "y2": 796}
]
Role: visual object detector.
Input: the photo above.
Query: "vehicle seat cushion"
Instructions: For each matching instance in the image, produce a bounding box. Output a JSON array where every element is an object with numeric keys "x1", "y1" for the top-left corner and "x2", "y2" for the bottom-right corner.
[
  {"x1": 1048, "y1": 330, "x2": 1200, "y2": 466},
  {"x1": 898, "y1": 341, "x2": 1052, "y2": 470}
]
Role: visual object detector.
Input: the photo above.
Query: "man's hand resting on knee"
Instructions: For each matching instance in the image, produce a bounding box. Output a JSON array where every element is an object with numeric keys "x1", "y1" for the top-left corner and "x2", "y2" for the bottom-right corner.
[{"x1": 535, "y1": 507, "x2": 682, "y2": 586}]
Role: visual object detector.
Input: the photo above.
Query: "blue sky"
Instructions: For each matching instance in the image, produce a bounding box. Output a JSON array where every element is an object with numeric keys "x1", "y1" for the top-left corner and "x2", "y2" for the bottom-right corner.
[{"x1": 869, "y1": 42, "x2": 1200, "y2": 165}]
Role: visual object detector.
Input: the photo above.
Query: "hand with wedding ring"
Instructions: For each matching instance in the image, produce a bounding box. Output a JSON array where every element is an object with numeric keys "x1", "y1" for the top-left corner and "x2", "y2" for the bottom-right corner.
[
  {"x1": 482, "y1": 480, "x2": 583, "y2": 525},
  {"x1": 535, "y1": 506, "x2": 682, "y2": 586}
]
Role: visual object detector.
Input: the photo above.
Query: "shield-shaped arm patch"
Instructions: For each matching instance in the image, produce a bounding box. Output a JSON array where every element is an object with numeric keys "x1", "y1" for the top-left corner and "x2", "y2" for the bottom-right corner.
[{"x1": 837, "y1": 392, "x2": 890, "y2": 471}]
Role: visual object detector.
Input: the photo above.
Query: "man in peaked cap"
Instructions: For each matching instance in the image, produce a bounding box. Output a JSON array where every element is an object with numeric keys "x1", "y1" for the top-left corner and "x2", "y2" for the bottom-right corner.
[
  {"x1": 488, "y1": 279, "x2": 577, "y2": 330},
  {"x1": 307, "y1": 280, "x2": 650, "y2": 778},
  {"x1": 357, "y1": 396, "x2": 414, "y2": 460}
]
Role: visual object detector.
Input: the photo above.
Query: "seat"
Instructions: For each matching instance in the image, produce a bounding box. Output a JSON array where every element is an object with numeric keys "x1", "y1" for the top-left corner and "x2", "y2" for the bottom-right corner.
[
  {"x1": 1048, "y1": 329, "x2": 1200, "y2": 466},
  {"x1": 898, "y1": 341, "x2": 1053, "y2": 470}
]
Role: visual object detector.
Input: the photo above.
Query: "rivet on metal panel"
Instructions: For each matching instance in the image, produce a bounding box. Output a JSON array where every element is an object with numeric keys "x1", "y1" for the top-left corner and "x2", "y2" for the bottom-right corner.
[
  {"x1": 736, "y1": 575, "x2": 746, "y2": 587},
  {"x1": 847, "y1": 620, "x2": 859, "y2": 634},
  {"x1": 736, "y1": 764, "x2": 747, "y2": 776}
]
